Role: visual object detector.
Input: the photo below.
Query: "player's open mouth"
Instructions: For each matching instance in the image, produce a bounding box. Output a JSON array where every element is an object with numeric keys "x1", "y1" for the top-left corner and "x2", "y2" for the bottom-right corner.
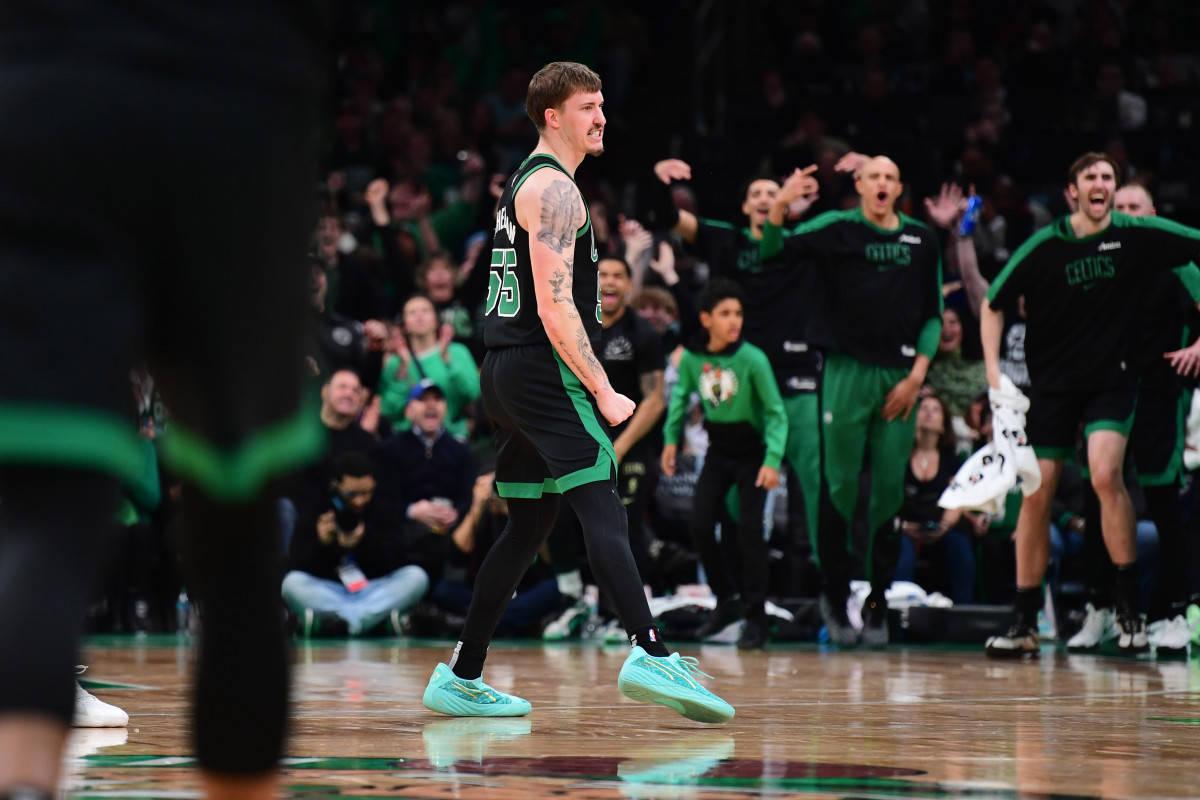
[
  {"x1": 1088, "y1": 192, "x2": 1107, "y2": 210},
  {"x1": 876, "y1": 191, "x2": 888, "y2": 203},
  {"x1": 588, "y1": 130, "x2": 603, "y2": 140}
]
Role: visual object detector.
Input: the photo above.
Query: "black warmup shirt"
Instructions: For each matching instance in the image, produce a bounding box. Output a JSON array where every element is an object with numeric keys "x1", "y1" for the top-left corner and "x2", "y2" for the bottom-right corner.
[
  {"x1": 987, "y1": 213, "x2": 1200, "y2": 392},
  {"x1": 484, "y1": 153, "x2": 600, "y2": 351},
  {"x1": 764, "y1": 208, "x2": 944, "y2": 369},
  {"x1": 600, "y1": 309, "x2": 664, "y2": 437},
  {"x1": 691, "y1": 219, "x2": 819, "y2": 394}
]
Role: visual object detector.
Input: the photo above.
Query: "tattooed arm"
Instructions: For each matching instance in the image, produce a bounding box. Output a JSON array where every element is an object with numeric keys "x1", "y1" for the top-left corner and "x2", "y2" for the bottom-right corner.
[{"x1": 517, "y1": 169, "x2": 634, "y2": 425}]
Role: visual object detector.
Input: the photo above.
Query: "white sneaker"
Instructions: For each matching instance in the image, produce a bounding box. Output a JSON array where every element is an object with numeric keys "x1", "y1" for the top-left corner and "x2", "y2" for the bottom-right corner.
[
  {"x1": 542, "y1": 599, "x2": 594, "y2": 641},
  {"x1": 597, "y1": 618, "x2": 627, "y2": 645},
  {"x1": 1148, "y1": 615, "x2": 1191, "y2": 655},
  {"x1": 73, "y1": 666, "x2": 128, "y2": 728},
  {"x1": 1067, "y1": 604, "x2": 1117, "y2": 650}
]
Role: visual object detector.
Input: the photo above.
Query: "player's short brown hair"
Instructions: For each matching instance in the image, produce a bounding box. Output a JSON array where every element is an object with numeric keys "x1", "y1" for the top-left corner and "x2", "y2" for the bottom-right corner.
[
  {"x1": 526, "y1": 62, "x2": 602, "y2": 131},
  {"x1": 1067, "y1": 152, "x2": 1120, "y2": 186}
]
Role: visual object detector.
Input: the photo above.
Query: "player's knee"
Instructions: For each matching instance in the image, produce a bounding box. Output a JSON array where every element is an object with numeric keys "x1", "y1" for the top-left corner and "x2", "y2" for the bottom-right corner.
[{"x1": 1089, "y1": 462, "x2": 1126, "y2": 499}]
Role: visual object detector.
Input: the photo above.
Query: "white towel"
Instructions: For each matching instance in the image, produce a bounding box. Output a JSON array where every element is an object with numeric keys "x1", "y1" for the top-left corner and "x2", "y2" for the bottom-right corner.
[{"x1": 940, "y1": 375, "x2": 1040, "y2": 511}]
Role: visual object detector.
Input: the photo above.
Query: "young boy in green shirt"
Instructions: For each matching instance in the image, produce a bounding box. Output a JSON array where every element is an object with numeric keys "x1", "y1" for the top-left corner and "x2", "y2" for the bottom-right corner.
[{"x1": 661, "y1": 279, "x2": 788, "y2": 648}]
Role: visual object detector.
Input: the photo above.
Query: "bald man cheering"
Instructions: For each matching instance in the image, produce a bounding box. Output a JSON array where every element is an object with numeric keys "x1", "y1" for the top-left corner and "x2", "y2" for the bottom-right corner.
[{"x1": 760, "y1": 155, "x2": 945, "y2": 647}]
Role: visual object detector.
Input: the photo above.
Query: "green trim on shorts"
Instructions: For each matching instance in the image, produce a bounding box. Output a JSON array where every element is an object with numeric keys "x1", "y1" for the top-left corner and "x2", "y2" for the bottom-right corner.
[
  {"x1": 1033, "y1": 445, "x2": 1075, "y2": 460},
  {"x1": 553, "y1": 350, "x2": 616, "y2": 488},
  {"x1": 0, "y1": 404, "x2": 147, "y2": 484},
  {"x1": 496, "y1": 478, "x2": 561, "y2": 499},
  {"x1": 1083, "y1": 408, "x2": 1136, "y2": 439},
  {"x1": 160, "y1": 401, "x2": 325, "y2": 503}
]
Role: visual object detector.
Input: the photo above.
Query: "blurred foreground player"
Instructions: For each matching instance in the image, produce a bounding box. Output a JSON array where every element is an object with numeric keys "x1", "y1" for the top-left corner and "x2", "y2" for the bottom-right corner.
[{"x1": 0, "y1": 3, "x2": 327, "y2": 799}]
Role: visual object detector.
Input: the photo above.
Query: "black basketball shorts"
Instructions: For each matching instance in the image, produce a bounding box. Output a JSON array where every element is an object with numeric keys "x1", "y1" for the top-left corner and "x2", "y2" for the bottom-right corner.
[
  {"x1": 1027, "y1": 376, "x2": 1138, "y2": 460},
  {"x1": 481, "y1": 344, "x2": 617, "y2": 499}
]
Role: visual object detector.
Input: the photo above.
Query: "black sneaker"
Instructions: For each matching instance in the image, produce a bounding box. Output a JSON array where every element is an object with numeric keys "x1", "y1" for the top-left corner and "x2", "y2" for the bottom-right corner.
[
  {"x1": 694, "y1": 596, "x2": 745, "y2": 640},
  {"x1": 819, "y1": 594, "x2": 859, "y2": 647},
  {"x1": 1116, "y1": 611, "x2": 1148, "y2": 655},
  {"x1": 985, "y1": 618, "x2": 1039, "y2": 659},
  {"x1": 737, "y1": 616, "x2": 769, "y2": 650},
  {"x1": 860, "y1": 594, "x2": 888, "y2": 648}
]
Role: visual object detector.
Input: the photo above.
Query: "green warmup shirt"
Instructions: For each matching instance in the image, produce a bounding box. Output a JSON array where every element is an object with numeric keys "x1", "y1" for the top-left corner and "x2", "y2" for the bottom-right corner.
[
  {"x1": 663, "y1": 336, "x2": 788, "y2": 469},
  {"x1": 761, "y1": 207, "x2": 943, "y2": 367},
  {"x1": 987, "y1": 213, "x2": 1200, "y2": 392},
  {"x1": 692, "y1": 219, "x2": 819, "y2": 394}
]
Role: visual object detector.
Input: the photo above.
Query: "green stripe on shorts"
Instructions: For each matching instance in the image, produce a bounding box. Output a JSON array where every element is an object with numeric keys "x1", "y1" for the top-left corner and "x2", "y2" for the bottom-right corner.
[
  {"x1": 552, "y1": 351, "x2": 616, "y2": 491},
  {"x1": 496, "y1": 478, "x2": 561, "y2": 499},
  {"x1": 160, "y1": 400, "x2": 325, "y2": 502},
  {"x1": 0, "y1": 403, "x2": 147, "y2": 484}
]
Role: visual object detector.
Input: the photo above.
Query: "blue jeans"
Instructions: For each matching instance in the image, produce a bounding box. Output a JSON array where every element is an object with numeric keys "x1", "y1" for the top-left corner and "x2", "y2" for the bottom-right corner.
[
  {"x1": 281, "y1": 565, "x2": 429, "y2": 635},
  {"x1": 894, "y1": 529, "x2": 976, "y2": 604}
]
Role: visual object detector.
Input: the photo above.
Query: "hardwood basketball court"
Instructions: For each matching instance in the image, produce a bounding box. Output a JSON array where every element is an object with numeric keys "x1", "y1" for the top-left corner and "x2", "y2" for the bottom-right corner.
[{"x1": 69, "y1": 637, "x2": 1200, "y2": 799}]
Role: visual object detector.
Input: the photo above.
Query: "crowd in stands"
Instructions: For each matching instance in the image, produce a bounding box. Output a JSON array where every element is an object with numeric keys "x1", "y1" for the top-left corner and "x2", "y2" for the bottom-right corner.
[{"x1": 82, "y1": 0, "x2": 1200, "y2": 650}]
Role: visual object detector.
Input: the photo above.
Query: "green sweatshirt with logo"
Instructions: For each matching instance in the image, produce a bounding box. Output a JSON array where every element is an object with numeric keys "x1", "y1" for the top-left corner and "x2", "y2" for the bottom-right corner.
[{"x1": 663, "y1": 336, "x2": 788, "y2": 469}]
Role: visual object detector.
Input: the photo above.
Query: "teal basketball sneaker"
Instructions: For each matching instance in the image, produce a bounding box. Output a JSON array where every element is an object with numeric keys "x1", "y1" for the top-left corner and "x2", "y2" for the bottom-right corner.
[
  {"x1": 617, "y1": 647, "x2": 734, "y2": 723},
  {"x1": 422, "y1": 663, "x2": 532, "y2": 717}
]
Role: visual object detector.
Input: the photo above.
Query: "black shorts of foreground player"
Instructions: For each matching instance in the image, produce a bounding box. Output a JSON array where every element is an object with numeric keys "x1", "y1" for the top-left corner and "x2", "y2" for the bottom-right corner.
[
  {"x1": 0, "y1": 6, "x2": 324, "y2": 800},
  {"x1": 979, "y1": 152, "x2": 1200, "y2": 658},
  {"x1": 420, "y1": 61, "x2": 733, "y2": 723}
]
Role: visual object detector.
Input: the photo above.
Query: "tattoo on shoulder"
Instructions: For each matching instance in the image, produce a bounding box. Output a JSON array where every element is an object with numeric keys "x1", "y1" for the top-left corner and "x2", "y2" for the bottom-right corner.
[{"x1": 537, "y1": 180, "x2": 582, "y2": 253}]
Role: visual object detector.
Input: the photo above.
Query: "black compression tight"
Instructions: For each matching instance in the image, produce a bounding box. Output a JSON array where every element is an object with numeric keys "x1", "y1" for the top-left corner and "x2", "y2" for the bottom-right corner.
[
  {"x1": 459, "y1": 494, "x2": 562, "y2": 649},
  {"x1": 459, "y1": 481, "x2": 654, "y2": 653},
  {"x1": 180, "y1": 485, "x2": 289, "y2": 775},
  {"x1": 0, "y1": 467, "x2": 116, "y2": 725}
]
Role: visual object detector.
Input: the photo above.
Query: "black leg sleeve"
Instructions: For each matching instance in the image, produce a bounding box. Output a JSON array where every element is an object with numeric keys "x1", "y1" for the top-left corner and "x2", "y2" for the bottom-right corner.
[
  {"x1": 565, "y1": 480, "x2": 655, "y2": 632},
  {"x1": 0, "y1": 467, "x2": 117, "y2": 724},
  {"x1": 459, "y1": 495, "x2": 561, "y2": 647},
  {"x1": 182, "y1": 486, "x2": 288, "y2": 775}
]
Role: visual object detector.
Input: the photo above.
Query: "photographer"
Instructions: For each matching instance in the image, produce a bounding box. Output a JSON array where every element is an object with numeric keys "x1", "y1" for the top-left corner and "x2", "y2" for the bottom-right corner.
[{"x1": 281, "y1": 451, "x2": 429, "y2": 637}]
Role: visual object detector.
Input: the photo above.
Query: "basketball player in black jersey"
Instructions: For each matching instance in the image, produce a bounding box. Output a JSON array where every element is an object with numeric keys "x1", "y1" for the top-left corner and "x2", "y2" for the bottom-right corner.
[{"x1": 421, "y1": 61, "x2": 733, "y2": 724}]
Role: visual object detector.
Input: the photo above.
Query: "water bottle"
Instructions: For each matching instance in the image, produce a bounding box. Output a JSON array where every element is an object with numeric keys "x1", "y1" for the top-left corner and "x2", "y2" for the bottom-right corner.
[
  {"x1": 176, "y1": 590, "x2": 191, "y2": 634},
  {"x1": 958, "y1": 194, "x2": 983, "y2": 236}
]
